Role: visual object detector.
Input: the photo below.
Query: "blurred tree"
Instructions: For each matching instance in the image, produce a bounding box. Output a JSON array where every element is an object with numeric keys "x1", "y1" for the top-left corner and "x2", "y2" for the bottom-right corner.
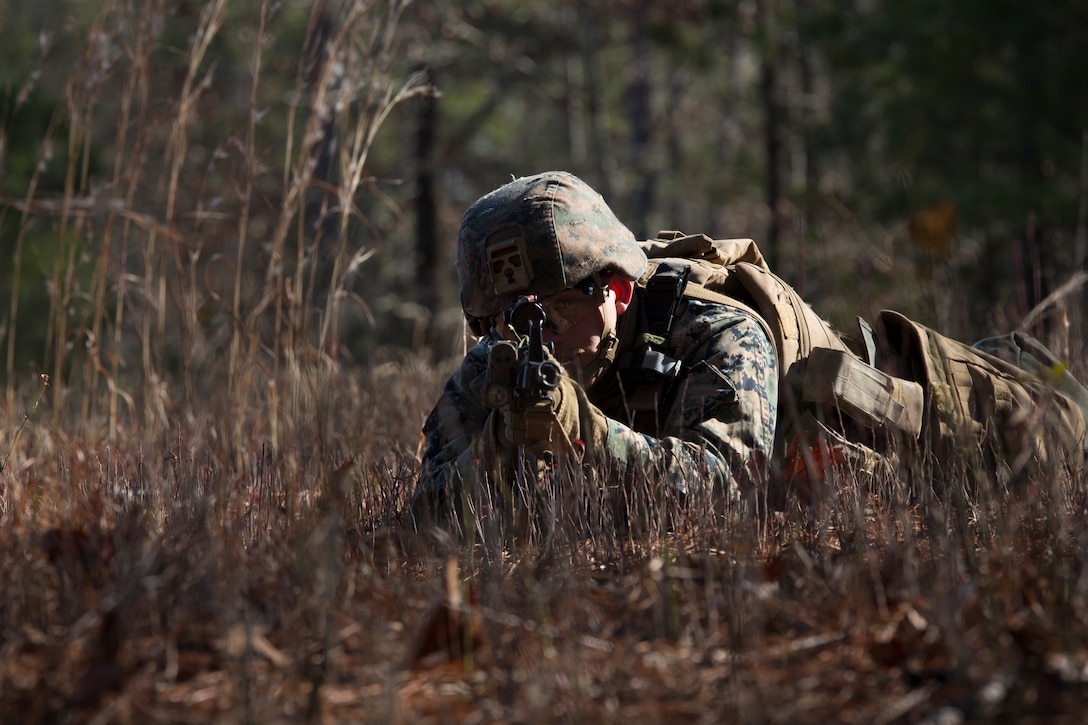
[
  {"x1": 414, "y1": 65, "x2": 440, "y2": 315},
  {"x1": 1, "y1": 3, "x2": 90, "y2": 384},
  {"x1": 755, "y1": 0, "x2": 784, "y2": 267},
  {"x1": 802, "y1": 0, "x2": 1088, "y2": 335}
]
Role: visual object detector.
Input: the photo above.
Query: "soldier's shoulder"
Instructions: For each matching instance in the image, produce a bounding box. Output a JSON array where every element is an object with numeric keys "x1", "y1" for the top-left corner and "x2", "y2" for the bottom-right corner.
[{"x1": 673, "y1": 298, "x2": 770, "y2": 341}]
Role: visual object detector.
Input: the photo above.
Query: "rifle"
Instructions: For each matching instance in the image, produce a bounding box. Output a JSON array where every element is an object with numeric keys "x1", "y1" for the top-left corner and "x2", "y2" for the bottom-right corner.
[{"x1": 485, "y1": 296, "x2": 563, "y2": 447}]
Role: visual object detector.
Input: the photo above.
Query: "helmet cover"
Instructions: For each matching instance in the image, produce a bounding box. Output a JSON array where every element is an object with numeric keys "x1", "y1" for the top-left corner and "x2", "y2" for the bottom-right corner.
[{"x1": 457, "y1": 171, "x2": 647, "y2": 323}]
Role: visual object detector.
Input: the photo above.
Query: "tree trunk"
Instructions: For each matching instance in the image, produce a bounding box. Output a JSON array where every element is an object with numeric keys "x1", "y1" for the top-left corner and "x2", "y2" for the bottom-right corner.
[
  {"x1": 626, "y1": 2, "x2": 654, "y2": 238},
  {"x1": 1016, "y1": 35, "x2": 1050, "y2": 338},
  {"x1": 304, "y1": 5, "x2": 338, "y2": 307},
  {"x1": 756, "y1": 0, "x2": 782, "y2": 268},
  {"x1": 578, "y1": 0, "x2": 613, "y2": 201},
  {"x1": 666, "y1": 68, "x2": 686, "y2": 225},
  {"x1": 415, "y1": 67, "x2": 439, "y2": 316},
  {"x1": 795, "y1": 0, "x2": 817, "y2": 294}
]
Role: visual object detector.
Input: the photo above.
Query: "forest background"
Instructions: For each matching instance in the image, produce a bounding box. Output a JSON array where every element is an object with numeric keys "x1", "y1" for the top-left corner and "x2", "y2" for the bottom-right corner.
[
  {"x1": 5, "y1": 0, "x2": 1087, "y2": 392},
  {"x1": 2, "y1": 0, "x2": 1088, "y2": 722}
]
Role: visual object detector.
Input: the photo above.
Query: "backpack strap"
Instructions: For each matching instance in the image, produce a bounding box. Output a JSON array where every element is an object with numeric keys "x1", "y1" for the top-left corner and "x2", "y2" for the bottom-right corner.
[
  {"x1": 677, "y1": 274, "x2": 776, "y2": 349},
  {"x1": 616, "y1": 263, "x2": 688, "y2": 430},
  {"x1": 620, "y1": 260, "x2": 776, "y2": 382},
  {"x1": 633, "y1": 261, "x2": 690, "y2": 378},
  {"x1": 617, "y1": 260, "x2": 774, "y2": 432}
]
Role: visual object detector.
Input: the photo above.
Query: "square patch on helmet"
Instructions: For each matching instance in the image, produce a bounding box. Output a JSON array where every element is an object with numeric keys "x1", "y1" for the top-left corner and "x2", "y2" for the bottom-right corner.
[{"x1": 487, "y1": 232, "x2": 534, "y2": 295}]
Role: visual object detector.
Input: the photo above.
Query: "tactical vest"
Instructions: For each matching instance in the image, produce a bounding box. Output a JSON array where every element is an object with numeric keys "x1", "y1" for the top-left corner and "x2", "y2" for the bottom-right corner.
[{"x1": 622, "y1": 231, "x2": 1088, "y2": 491}]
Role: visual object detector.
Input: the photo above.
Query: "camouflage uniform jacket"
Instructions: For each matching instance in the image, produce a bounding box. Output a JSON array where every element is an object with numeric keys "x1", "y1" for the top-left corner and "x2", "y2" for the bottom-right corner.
[{"x1": 414, "y1": 292, "x2": 778, "y2": 505}]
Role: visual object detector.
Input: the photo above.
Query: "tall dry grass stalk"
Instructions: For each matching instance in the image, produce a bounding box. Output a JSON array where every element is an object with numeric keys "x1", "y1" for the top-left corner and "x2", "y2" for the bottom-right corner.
[
  {"x1": 3, "y1": 0, "x2": 430, "y2": 458},
  {"x1": 0, "y1": 0, "x2": 445, "y2": 713}
]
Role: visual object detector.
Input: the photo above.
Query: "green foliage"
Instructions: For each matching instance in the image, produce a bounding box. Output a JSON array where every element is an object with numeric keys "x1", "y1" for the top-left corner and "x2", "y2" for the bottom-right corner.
[{"x1": 805, "y1": 0, "x2": 1086, "y2": 283}]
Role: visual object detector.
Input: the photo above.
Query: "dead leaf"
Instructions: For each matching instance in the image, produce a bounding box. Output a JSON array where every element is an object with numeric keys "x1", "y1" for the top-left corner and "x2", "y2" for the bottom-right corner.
[{"x1": 908, "y1": 200, "x2": 957, "y2": 257}]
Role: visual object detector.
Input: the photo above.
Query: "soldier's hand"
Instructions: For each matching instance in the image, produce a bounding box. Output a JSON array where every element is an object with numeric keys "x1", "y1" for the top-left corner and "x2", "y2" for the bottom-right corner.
[{"x1": 500, "y1": 366, "x2": 608, "y2": 461}]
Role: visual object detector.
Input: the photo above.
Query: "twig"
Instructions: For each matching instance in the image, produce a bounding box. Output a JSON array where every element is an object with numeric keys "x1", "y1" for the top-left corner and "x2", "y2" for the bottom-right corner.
[
  {"x1": 1, "y1": 373, "x2": 49, "y2": 474},
  {"x1": 1018, "y1": 271, "x2": 1088, "y2": 333},
  {"x1": 1075, "y1": 128, "x2": 1087, "y2": 271}
]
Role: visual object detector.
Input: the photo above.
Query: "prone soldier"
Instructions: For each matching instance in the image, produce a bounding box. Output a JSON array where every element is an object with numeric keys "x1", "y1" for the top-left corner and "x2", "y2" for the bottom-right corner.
[
  {"x1": 412, "y1": 171, "x2": 778, "y2": 526},
  {"x1": 413, "y1": 171, "x2": 1088, "y2": 531}
]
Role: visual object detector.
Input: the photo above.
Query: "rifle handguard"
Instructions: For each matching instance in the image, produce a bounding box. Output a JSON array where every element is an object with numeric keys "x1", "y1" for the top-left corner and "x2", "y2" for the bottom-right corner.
[{"x1": 485, "y1": 340, "x2": 518, "y2": 409}]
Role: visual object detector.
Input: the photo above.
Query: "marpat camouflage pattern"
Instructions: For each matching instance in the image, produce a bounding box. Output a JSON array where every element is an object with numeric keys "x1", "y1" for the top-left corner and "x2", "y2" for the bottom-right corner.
[
  {"x1": 415, "y1": 294, "x2": 778, "y2": 506},
  {"x1": 457, "y1": 172, "x2": 647, "y2": 325}
]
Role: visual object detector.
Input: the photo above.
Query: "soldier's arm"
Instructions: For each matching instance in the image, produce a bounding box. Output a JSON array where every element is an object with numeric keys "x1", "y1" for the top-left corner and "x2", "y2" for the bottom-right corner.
[
  {"x1": 594, "y1": 305, "x2": 778, "y2": 500},
  {"x1": 412, "y1": 342, "x2": 493, "y2": 508},
  {"x1": 412, "y1": 307, "x2": 777, "y2": 516}
]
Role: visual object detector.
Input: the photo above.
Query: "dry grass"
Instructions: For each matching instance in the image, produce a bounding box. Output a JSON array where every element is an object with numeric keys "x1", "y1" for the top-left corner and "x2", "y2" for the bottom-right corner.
[
  {"x1": 3, "y1": 2, "x2": 1088, "y2": 723},
  {"x1": 3, "y1": 396, "x2": 1088, "y2": 723}
]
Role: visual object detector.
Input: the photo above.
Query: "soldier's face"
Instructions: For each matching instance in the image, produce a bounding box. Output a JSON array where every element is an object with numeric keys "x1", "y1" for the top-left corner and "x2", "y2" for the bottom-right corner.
[
  {"x1": 541, "y1": 274, "x2": 635, "y2": 372},
  {"x1": 494, "y1": 275, "x2": 633, "y2": 376},
  {"x1": 541, "y1": 288, "x2": 611, "y2": 373}
]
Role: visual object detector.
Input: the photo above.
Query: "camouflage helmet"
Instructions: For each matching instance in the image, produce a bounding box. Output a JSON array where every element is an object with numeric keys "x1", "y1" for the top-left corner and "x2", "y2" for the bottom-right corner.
[{"x1": 457, "y1": 171, "x2": 647, "y2": 329}]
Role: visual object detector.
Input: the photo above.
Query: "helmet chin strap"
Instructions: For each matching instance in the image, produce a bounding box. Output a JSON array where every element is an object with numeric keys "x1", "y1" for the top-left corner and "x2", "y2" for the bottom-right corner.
[{"x1": 570, "y1": 299, "x2": 621, "y2": 388}]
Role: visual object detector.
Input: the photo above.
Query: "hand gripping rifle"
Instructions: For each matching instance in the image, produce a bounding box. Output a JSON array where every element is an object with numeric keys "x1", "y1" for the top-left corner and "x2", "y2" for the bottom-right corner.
[{"x1": 485, "y1": 296, "x2": 563, "y2": 447}]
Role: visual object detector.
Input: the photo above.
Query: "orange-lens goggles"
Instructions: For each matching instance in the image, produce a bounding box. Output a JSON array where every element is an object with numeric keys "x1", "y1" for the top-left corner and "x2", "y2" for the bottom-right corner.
[{"x1": 487, "y1": 278, "x2": 606, "y2": 338}]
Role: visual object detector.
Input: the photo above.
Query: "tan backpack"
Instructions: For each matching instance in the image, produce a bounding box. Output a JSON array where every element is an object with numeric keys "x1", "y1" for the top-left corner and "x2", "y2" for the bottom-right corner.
[{"x1": 637, "y1": 231, "x2": 1088, "y2": 490}]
